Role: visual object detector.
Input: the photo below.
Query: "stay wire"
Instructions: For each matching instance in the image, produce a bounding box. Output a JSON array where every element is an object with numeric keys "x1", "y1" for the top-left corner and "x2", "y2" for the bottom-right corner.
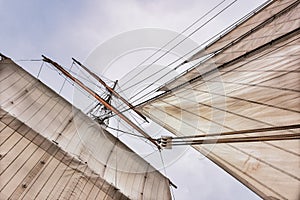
[
  {"x1": 126, "y1": 0, "x2": 277, "y2": 104},
  {"x1": 160, "y1": 35, "x2": 300, "y2": 103},
  {"x1": 59, "y1": 61, "x2": 74, "y2": 94},
  {"x1": 82, "y1": 0, "x2": 263, "y2": 120},
  {"x1": 37, "y1": 61, "x2": 44, "y2": 78},
  {"x1": 43, "y1": 62, "x2": 96, "y2": 102},
  {"x1": 126, "y1": 0, "x2": 239, "y2": 102},
  {"x1": 133, "y1": 28, "x2": 300, "y2": 108},
  {"x1": 120, "y1": 0, "x2": 229, "y2": 91},
  {"x1": 158, "y1": 149, "x2": 176, "y2": 200}
]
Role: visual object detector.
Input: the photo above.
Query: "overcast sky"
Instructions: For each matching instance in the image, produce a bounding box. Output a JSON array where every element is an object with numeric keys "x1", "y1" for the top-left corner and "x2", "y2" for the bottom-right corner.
[{"x1": 0, "y1": 0, "x2": 267, "y2": 199}]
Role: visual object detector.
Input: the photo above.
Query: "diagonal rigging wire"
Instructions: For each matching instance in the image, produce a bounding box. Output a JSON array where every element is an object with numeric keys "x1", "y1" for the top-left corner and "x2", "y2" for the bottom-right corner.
[
  {"x1": 123, "y1": 3, "x2": 247, "y2": 103},
  {"x1": 43, "y1": 61, "x2": 106, "y2": 104},
  {"x1": 108, "y1": 116, "x2": 158, "y2": 150},
  {"x1": 107, "y1": 125, "x2": 148, "y2": 139},
  {"x1": 133, "y1": 29, "x2": 300, "y2": 110},
  {"x1": 75, "y1": 0, "x2": 268, "y2": 122},
  {"x1": 105, "y1": 29, "x2": 298, "y2": 121},
  {"x1": 149, "y1": 3, "x2": 299, "y2": 95},
  {"x1": 120, "y1": 0, "x2": 230, "y2": 91},
  {"x1": 125, "y1": 0, "x2": 283, "y2": 105},
  {"x1": 124, "y1": 0, "x2": 276, "y2": 100}
]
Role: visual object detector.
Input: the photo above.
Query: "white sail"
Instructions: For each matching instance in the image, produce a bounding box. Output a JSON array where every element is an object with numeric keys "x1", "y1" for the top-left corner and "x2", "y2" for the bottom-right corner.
[
  {"x1": 162, "y1": 0, "x2": 300, "y2": 90},
  {"x1": 138, "y1": 0, "x2": 300, "y2": 199},
  {"x1": 0, "y1": 57, "x2": 171, "y2": 200}
]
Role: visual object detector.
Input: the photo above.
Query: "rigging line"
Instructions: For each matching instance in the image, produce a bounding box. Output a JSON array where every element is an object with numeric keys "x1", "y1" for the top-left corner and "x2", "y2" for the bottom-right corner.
[
  {"x1": 158, "y1": 150, "x2": 178, "y2": 194},
  {"x1": 202, "y1": 79, "x2": 300, "y2": 93},
  {"x1": 165, "y1": 39, "x2": 300, "y2": 98},
  {"x1": 172, "y1": 124, "x2": 300, "y2": 139},
  {"x1": 171, "y1": 133, "x2": 300, "y2": 145},
  {"x1": 193, "y1": 88, "x2": 300, "y2": 114},
  {"x1": 142, "y1": 148, "x2": 160, "y2": 159},
  {"x1": 63, "y1": 68, "x2": 109, "y2": 98},
  {"x1": 70, "y1": 66, "x2": 109, "y2": 96},
  {"x1": 131, "y1": 30, "x2": 300, "y2": 106},
  {"x1": 157, "y1": 98, "x2": 233, "y2": 130},
  {"x1": 44, "y1": 62, "x2": 104, "y2": 101},
  {"x1": 73, "y1": 58, "x2": 149, "y2": 123},
  {"x1": 114, "y1": 116, "x2": 121, "y2": 187},
  {"x1": 125, "y1": 0, "x2": 276, "y2": 101},
  {"x1": 195, "y1": 0, "x2": 273, "y2": 54},
  {"x1": 162, "y1": 93, "x2": 298, "y2": 137},
  {"x1": 120, "y1": 0, "x2": 227, "y2": 89},
  {"x1": 159, "y1": 150, "x2": 167, "y2": 175},
  {"x1": 69, "y1": 70, "x2": 109, "y2": 94},
  {"x1": 192, "y1": 27, "x2": 300, "y2": 58},
  {"x1": 37, "y1": 61, "x2": 44, "y2": 78},
  {"x1": 199, "y1": 15, "x2": 300, "y2": 59},
  {"x1": 109, "y1": 1, "x2": 270, "y2": 107},
  {"x1": 108, "y1": 119, "x2": 157, "y2": 151},
  {"x1": 102, "y1": 32, "x2": 300, "y2": 122},
  {"x1": 59, "y1": 61, "x2": 74, "y2": 94},
  {"x1": 136, "y1": 29, "x2": 300, "y2": 107},
  {"x1": 84, "y1": 100, "x2": 99, "y2": 114},
  {"x1": 106, "y1": 126, "x2": 148, "y2": 139},
  {"x1": 147, "y1": 94, "x2": 270, "y2": 134},
  {"x1": 146, "y1": 103, "x2": 207, "y2": 135},
  {"x1": 150, "y1": 13, "x2": 297, "y2": 96},
  {"x1": 116, "y1": 119, "x2": 158, "y2": 150},
  {"x1": 72, "y1": 61, "x2": 114, "y2": 85},
  {"x1": 191, "y1": 0, "x2": 300, "y2": 61},
  {"x1": 122, "y1": 0, "x2": 238, "y2": 92},
  {"x1": 148, "y1": 96, "x2": 300, "y2": 157}
]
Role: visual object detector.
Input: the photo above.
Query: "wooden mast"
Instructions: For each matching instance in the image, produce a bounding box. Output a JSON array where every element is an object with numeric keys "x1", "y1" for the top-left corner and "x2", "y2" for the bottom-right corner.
[
  {"x1": 72, "y1": 58, "x2": 149, "y2": 123},
  {"x1": 42, "y1": 55, "x2": 160, "y2": 149}
]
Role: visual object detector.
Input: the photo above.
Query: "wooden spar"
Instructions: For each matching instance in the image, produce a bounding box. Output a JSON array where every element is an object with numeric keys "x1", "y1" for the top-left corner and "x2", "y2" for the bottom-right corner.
[
  {"x1": 72, "y1": 58, "x2": 149, "y2": 123},
  {"x1": 42, "y1": 55, "x2": 160, "y2": 149},
  {"x1": 170, "y1": 133, "x2": 300, "y2": 145},
  {"x1": 172, "y1": 124, "x2": 300, "y2": 139}
]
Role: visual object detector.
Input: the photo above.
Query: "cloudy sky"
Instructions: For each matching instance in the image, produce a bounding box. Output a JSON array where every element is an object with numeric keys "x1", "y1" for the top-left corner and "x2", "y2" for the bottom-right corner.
[{"x1": 0, "y1": 0, "x2": 267, "y2": 199}]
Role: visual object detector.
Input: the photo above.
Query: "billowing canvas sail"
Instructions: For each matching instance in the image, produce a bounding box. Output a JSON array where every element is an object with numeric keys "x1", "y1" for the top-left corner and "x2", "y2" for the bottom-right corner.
[
  {"x1": 163, "y1": 0, "x2": 300, "y2": 90},
  {"x1": 0, "y1": 109, "x2": 130, "y2": 200},
  {"x1": 138, "y1": 0, "x2": 300, "y2": 199},
  {"x1": 0, "y1": 57, "x2": 171, "y2": 200}
]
